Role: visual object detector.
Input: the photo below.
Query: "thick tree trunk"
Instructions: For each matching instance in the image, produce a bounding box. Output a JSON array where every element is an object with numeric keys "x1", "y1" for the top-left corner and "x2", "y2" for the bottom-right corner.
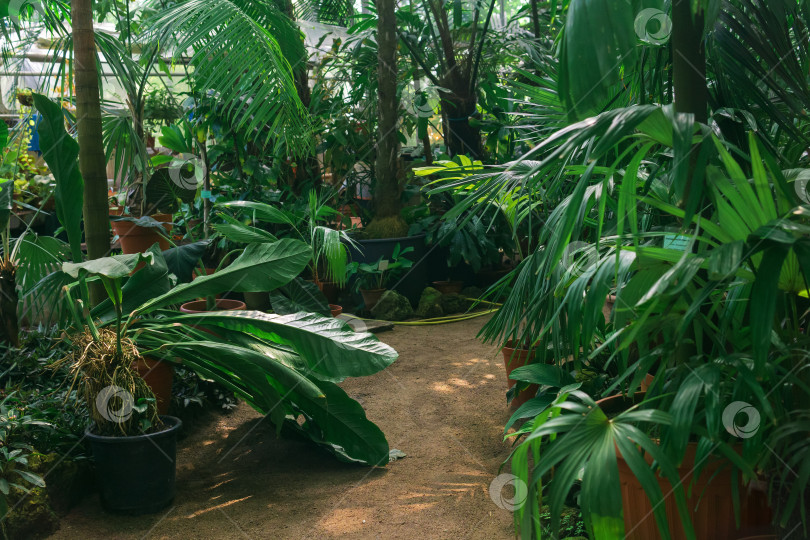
[
  {"x1": 672, "y1": 0, "x2": 707, "y2": 123},
  {"x1": 671, "y1": 0, "x2": 708, "y2": 208},
  {"x1": 72, "y1": 0, "x2": 109, "y2": 304},
  {"x1": 441, "y1": 90, "x2": 481, "y2": 158},
  {"x1": 367, "y1": 0, "x2": 407, "y2": 238}
]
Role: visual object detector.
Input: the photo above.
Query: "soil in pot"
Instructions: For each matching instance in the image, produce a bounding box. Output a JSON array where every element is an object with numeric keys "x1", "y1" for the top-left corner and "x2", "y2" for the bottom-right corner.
[
  {"x1": 86, "y1": 415, "x2": 182, "y2": 515},
  {"x1": 360, "y1": 288, "x2": 386, "y2": 310},
  {"x1": 179, "y1": 299, "x2": 246, "y2": 313},
  {"x1": 111, "y1": 214, "x2": 173, "y2": 254},
  {"x1": 132, "y1": 357, "x2": 173, "y2": 415},
  {"x1": 432, "y1": 280, "x2": 464, "y2": 295},
  {"x1": 596, "y1": 393, "x2": 772, "y2": 540},
  {"x1": 501, "y1": 340, "x2": 540, "y2": 410},
  {"x1": 329, "y1": 304, "x2": 343, "y2": 317}
]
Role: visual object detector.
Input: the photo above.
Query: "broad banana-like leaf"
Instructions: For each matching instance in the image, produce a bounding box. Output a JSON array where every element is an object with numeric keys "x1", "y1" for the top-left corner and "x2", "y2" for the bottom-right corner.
[
  {"x1": 151, "y1": 310, "x2": 398, "y2": 383},
  {"x1": 62, "y1": 251, "x2": 153, "y2": 279},
  {"x1": 135, "y1": 238, "x2": 311, "y2": 314},
  {"x1": 33, "y1": 93, "x2": 84, "y2": 262},
  {"x1": 134, "y1": 326, "x2": 390, "y2": 466},
  {"x1": 91, "y1": 246, "x2": 173, "y2": 323},
  {"x1": 285, "y1": 379, "x2": 390, "y2": 465}
]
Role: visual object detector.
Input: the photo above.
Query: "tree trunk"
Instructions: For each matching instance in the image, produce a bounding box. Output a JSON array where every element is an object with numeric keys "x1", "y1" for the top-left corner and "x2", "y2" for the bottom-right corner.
[
  {"x1": 441, "y1": 89, "x2": 481, "y2": 158},
  {"x1": 672, "y1": 0, "x2": 707, "y2": 123},
  {"x1": 530, "y1": 0, "x2": 541, "y2": 39},
  {"x1": 279, "y1": 0, "x2": 320, "y2": 193},
  {"x1": 72, "y1": 0, "x2": 109, "y2": 304},
  {"x1": 0, "y1": 260, "x2": 19, "y2": 347},
  {"x1": 671, "y1": 0, "x2": 708, "y2": 208},
  {"x1": 367, "y1": 0, "x2": 407, "y2": 238}
]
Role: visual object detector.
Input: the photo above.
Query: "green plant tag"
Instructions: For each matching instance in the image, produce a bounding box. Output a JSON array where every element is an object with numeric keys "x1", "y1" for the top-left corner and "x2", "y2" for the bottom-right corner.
[
  {"x1": 378, "y1": 259, "x2": 389, "y2": 271},
  {"x1": 663, "y1": 234, "x2": 690, "y2": 251}
]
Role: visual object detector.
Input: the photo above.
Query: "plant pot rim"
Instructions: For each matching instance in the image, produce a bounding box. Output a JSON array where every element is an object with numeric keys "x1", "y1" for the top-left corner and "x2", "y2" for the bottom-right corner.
[
  {"x1": 501, "y1": 339, "x2": 537, "y2": 353},
  {"x1": 179, "y1": 299, "x2": 246, "y2": 313},
  {"x1": 432, "y1": 280, "x2": 463, "y2": 285},
  {"x1": 85, "y1": 415, "x2": 181, "y2": 442}
]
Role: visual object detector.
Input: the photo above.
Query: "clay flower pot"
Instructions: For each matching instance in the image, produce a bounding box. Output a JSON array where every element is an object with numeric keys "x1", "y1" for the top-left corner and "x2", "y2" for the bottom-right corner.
[
  {"x1": 595, "y1": 393, "x2": 772, "y2": 539},
  {"x1": 179, "y1": 299, "x2": 246, "y2": 313},
  {"x1": 111, "y1": 214, "x2": 173, "y2": 254},
  {"x1": 360, "y1": 288, "x2": 386, "y2": 310},
  {"x1": 132, "y1": 357, "x2": 173, "y2": 415},
  {"x1": 329, "y1": 304, "x2": 343, "y2": 317},
  {"x1": 501, "y1": 340, "x2": 539, "y2": 410}
]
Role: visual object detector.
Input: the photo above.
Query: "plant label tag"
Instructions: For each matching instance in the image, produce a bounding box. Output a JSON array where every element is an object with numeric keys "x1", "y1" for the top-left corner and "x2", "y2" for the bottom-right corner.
[
  {"x1": 663, "y1": 234, "x2": 690, "y2": 251},
  {"x1": 378, "y1": 259, "x2": 389, "y2": 271}
]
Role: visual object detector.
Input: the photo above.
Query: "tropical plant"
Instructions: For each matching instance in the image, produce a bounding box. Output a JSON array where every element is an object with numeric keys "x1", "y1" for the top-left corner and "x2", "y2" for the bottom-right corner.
[
  {"x1": 430, "y1": 1, "x2": 810, "y2": 537},
  {"x1": 43, "y1": 238, "x2": 397, "y2": 465},
  {"x1": 348, "y1": 243, "x2": 414, "y2": 292},
  {"x1": 216, "y1": 191, "x2": 358, "y2": 286}
]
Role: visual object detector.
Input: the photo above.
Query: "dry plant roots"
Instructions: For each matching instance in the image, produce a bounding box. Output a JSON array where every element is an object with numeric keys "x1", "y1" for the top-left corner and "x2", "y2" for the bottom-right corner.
[{"x1": 54, "y1": 328, "x2": 162, "y2": 436}]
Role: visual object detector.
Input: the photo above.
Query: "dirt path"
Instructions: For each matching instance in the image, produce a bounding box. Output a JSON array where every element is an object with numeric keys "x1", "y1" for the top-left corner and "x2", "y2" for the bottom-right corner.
[{"x1": 50, "y1": 316, "x2": 518, "y2": 539}]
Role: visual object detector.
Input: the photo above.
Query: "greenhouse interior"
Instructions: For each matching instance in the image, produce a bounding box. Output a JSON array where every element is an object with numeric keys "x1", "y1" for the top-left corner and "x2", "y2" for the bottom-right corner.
[{"x1": 0, "y1": 0, "x2": 808, "y2": 539}]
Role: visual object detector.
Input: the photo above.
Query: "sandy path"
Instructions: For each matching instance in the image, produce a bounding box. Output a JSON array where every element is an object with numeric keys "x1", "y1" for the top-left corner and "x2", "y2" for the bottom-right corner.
[{"x1": 50, "y1": 316, "x2": 517, "y2": 539}]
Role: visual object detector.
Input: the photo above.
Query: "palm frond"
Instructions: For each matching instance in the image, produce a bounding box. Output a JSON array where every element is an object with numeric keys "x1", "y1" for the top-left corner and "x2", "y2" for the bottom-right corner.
[{"x1": 147, "y1": 0, "x2": 312, "y2": 153}]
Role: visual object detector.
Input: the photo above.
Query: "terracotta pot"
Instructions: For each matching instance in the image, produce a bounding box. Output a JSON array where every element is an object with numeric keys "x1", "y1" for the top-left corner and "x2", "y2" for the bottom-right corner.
[
  {"x1": 111, "y1": 214, "x2": 173, "y2": 254},
  {"x1": 432, "y1": 280, "x2": 463, "y2": 295},
  {"x1": 315, "y1": 280, "x2": 341, "y2": 304},
  {"x1": 133, "y1": 357, "x2": 173, "y2": 415},
  {"x1": 243, "y1": 291, "x2": 271, "y2": 312},
  {"x1": 179, "y1": 298, "x2": 246, "y2": 313},
  {"x1": 501, "y1": 340, "x2": 540, "y2": 410},
  {"x1": 603, "y1": 294, "x2": 617, "y2": 323},
  {"x1": 360, "y1": 288, "x2": 386, "y2": 310},
  {"x1": 329, "y1": 304, "x2": 343, "y2": 317},
  {"x1": 596, "y1": 393, "x2": 772, "y2": 540}
]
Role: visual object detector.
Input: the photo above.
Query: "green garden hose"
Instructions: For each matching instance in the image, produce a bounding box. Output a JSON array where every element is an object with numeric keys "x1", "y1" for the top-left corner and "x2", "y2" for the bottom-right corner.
[{"x1": 352, "y1": 297, "x2": 503, "y2": 326}]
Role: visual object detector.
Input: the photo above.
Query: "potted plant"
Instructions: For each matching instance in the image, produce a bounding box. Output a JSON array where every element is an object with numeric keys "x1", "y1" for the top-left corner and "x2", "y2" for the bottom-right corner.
[
  {"x1": 348, "y1": 243, "x2": 414, "y2": 310},
  {"x1": 54, "y1": 251, "x2": 182, "y2": 514},
  {"x1": 111, "y1": 167, "x2": 197, "y2": 254},
  {"x1": 49, "y1": 240, "x2": 400, "y2": 469},
  {"x1": 215, "y1": 190, "x2": 357, "y2": 307}
]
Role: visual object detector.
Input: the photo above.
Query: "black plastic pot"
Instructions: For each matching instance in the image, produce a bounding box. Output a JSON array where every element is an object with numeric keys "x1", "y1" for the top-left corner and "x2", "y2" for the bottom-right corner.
[
  {"x1": 347, "y1": 234, "x2": 427, "y2": 304},
  {"x1": 85, "y1": 415, "x2": 182, "y2": 515}
]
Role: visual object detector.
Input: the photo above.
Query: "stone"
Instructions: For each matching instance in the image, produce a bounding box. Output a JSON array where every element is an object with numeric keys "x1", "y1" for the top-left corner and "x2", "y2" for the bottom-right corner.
[
  {"x1": 370, "y1": 290, "x2": 413, "y2": 321},
  {"x1": 416, "y1": 287, "x2": 444, "y2": 318},
  {"x1": 439, "y1": 293, "x2": 465, "y2": 314}
]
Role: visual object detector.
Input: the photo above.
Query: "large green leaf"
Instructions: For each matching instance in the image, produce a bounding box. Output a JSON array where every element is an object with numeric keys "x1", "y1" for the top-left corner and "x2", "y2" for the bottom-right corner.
[
  {"x1": 135, "y1": 239, "x2": 311, "y2": 314},
  {"x1": 33, "y1": 93, "x2": 84, "y2": 262},
  {"x1": 91, "y1": 246, "x2": 173, "y2": 323},
  {"x1": 151, "y1": 310, "x2": 398, "y2": 382},
  {"x1": 162, "y1": 241, "x2": 209, "y2": 283},
  {"x1": 0, "y1": 179, "x2": 11, "y2": 232},
  {"x1": 286, "y1": 379, "x2": 390, "y2": 465},
  {"x1": 269, "y1": 277, "x2": 331, "y2": 316},
  {"x1": 134, "y1": 325, "x2": 390, "y2": 465},
  {"x1": 62, "y1": 251, "x2": 154, "y2": 279}
]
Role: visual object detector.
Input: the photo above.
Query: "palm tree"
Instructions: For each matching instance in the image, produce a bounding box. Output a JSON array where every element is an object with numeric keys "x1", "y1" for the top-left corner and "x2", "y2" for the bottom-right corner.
[
  {"x1": 367, "y1": 0, "x2": 408, "y2": 238},
  {"x1": 72, "y1": 0, "x2": 109, "y2": 303}
]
